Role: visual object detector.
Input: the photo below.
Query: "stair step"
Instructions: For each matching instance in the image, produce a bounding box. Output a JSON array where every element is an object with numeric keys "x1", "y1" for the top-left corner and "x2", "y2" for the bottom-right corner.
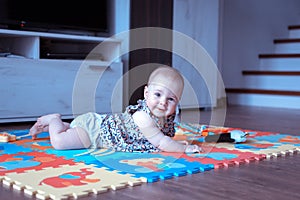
[
  {"x1": 259, "y1": 57, "x2": 300, "y2": 69},
  {"x1": 274, "y1": 42, "x2": 300, "y2": 53},
  {"x1": 289, "y1": 30, "x2": 300, "y2": 38},
  {"x1": 287, "y1": 25, "x2": 300, "y2": 38},
  {"x1": 226, "y1": 88, "x2": 300, "y2": 96},
  {"x1": 226, "y1": 92, "x2": 300, "y2": 109},
  {"x1": 242, "y1": 71, "x2": 300, "y2": 75},
  {"x1": 241, "y1": 75, "x2": 300, "y2": 90},
  {"x1": 259, "y1": 53, "x2": 300, "y2": 58}
]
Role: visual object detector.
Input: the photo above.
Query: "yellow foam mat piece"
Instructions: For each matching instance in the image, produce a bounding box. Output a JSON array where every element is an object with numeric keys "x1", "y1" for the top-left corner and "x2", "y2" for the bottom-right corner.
[{"x1": 2, "y1": 163, "x2": 146, "y2": 199}]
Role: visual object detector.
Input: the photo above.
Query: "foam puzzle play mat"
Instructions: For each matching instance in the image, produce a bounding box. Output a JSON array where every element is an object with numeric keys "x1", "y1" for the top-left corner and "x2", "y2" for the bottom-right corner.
[{"x1": 1, "y1": 122, "x2": 300, "y2": 199}]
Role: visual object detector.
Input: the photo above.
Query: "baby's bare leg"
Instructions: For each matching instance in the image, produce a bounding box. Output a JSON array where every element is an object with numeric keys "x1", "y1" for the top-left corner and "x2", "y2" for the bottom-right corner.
[
  {"x1": 48, "y1": 117, "x2": 91, "y2": 150},
  {"x1": 30, "y1": 113, "x2": 91, "y2": 150}
]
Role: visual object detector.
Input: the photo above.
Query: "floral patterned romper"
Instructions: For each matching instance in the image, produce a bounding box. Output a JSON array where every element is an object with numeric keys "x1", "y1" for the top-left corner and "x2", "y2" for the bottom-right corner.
[{"x1": 70, "y1": 99, "x2": 176, "y2": 153}]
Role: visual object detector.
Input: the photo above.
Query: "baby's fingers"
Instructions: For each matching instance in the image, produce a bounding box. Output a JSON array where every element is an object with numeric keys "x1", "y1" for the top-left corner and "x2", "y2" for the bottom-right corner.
[{"x1": 185, "y1": 144, "x2": 203, "y2": 154}]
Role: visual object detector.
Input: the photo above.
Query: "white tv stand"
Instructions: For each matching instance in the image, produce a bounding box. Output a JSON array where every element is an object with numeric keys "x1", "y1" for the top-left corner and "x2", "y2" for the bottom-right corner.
[{"x1": 0, "y1": 29, "x2": 123, "y2": 122}]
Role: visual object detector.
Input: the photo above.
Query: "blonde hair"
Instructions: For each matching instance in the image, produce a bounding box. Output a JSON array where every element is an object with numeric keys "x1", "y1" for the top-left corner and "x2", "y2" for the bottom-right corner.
[{"x1": 148, "y1": 66, "x2": 184, "y2": 100}]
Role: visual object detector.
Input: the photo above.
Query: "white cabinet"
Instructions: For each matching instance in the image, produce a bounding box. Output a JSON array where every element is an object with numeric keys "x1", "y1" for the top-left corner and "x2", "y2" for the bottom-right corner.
[
  {"x1": 173, "y1": 0, "x2": 220, "y2": 109},
  {"x1": 0, "y1": 29, "x2": 123, "y2": 122}
]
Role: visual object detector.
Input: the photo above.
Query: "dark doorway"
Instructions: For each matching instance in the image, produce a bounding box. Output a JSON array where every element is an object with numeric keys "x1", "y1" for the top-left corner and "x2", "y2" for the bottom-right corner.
[{"x1": 129, "y1": 0, "x2": 173, "y2": 105}]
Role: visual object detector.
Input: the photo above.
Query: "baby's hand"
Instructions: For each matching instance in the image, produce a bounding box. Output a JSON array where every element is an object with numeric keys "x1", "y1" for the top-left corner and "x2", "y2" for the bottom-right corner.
[{"x1": 185, "y1": 144, "x2": 202, "y2": 154}]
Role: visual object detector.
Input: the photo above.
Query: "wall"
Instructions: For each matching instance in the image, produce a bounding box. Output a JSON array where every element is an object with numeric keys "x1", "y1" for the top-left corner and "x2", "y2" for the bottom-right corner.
[{"x1": 221, "y1": 0, "x2": 300, "y2": 88}]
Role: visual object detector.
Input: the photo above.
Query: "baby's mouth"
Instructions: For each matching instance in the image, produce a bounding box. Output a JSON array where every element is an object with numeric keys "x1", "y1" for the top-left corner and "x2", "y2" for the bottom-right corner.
[{"x1": 157, "y1": 108, "x2": 166, "y2": 112}]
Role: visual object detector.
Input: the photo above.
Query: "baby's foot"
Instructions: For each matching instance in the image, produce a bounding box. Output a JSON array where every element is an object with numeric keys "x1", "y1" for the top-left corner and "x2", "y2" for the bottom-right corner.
[
  {"x1": 29, "y1": 113, "x2": 61, "y2": 137},
  {"x1": 29, "y1": 121, "x2": 48, "y2": 136}
]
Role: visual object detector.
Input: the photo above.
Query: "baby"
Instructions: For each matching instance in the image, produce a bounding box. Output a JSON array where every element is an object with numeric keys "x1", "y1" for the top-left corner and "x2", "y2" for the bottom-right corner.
[{"x1": 29, "y1": 66, "x2": 202, "y2": 153}]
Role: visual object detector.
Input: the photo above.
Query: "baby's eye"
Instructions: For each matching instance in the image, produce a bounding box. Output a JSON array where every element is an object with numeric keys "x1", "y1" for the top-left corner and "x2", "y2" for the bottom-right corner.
[
  {"x1": 154, "y1": 92, "x2": 161, "y2": 97},
  {"x1": 168, "y1": 97, "x2": 176, "y2": 102}
]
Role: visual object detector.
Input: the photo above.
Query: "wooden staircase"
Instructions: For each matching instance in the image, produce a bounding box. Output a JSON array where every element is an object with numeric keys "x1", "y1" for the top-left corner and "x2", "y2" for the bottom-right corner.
[{"x1": 226, "y1": 25, "x2": 300, "y2": 109}]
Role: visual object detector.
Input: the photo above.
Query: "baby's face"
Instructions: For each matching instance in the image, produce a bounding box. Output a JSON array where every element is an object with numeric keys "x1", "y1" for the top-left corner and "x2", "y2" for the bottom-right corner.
[{"x1": 144, "y1": 84, "x2": 178, "y2": 118}]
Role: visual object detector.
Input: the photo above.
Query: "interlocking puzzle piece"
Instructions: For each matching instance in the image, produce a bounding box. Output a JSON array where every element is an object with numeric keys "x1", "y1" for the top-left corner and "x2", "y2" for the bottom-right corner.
[
  {"x1": 0, "y1": 151, "x2": 77, "y2": 177},
  {"x1": 253, "y1": 134, "x2": 300, "y2": 144},
  {"x1": 2, "y1": 163, "x2": 145, "y2": 200},
  {"x1": 45, "y1": 148, "x2": 101, "y2": 164},
  {"x1": 12, "y1": 137, "x2": 52, "y2": 151},
  {"x1": 164, "y1": 144, "x2": 266, "y2": 169},
  {"x1": 215, "y1": 138, "x2": 299, "y2": 159},
  {"x1": 7, "y1": 129, "x2": 30, "y2": 135},
  {"x1": 0, "y1": 132, "x2": 16, "y2": 142},
  {"x1": 3, "y1": 130, "x2": 52, "y2": 152},
  {"x1": 93, "y1": 151, "x2": 213, "y2": 182},
  {"x1": 246, "y1": 130, "x2": 277, "y2": 138},
  {"x1": 0, "y1": 142, "x2": 34, "y2": 155}
]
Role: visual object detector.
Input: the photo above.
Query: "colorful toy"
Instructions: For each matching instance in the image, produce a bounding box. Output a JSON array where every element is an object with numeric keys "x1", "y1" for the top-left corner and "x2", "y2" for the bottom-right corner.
[
  {"x1": 0, "y1": 132, "x2": 30, "y2": 142},
  {"x1": 201, "y1": 129, "x2": 249, "y2": 143},
  {"x1": 0, "y1": 132, "x2": 17, "y2": 142}
]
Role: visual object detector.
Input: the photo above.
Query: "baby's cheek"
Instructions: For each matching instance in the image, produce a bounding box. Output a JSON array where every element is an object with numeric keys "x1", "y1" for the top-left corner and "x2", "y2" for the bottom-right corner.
[{"x1": 168, "y1": 105, "x2": 177, "y2": 115}]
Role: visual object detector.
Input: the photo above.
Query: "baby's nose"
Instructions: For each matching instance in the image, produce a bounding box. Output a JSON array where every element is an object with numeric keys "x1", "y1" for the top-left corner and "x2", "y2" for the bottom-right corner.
[{"x1": 159, "y1": 98, "x2": 167, "y2": 105}]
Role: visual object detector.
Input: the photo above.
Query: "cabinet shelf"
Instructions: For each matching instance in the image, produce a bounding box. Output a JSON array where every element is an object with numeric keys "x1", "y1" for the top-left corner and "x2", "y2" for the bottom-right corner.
[
  {"x1": 0, "y1": 29, "x2": 121, "y2": 62},
  {"x1": 0, "y1": 29, "x2": 123, "y2": 122}
]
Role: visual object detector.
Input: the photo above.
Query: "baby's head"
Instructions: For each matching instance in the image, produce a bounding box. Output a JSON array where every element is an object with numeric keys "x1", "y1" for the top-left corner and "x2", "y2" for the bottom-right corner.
[{"x1": 147, "y1": 66, "x2": 184, "y2": 101}]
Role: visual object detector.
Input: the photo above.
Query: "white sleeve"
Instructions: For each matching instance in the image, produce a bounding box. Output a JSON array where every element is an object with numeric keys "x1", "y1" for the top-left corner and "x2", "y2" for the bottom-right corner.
[{"x1": 132, "y1": 111, "x2": 187, "y2": 152}]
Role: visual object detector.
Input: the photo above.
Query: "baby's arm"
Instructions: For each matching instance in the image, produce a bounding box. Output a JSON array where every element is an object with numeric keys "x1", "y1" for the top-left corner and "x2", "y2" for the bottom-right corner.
[{"x1": 132, "y1": 111, "x2": 201, "y2": 153}]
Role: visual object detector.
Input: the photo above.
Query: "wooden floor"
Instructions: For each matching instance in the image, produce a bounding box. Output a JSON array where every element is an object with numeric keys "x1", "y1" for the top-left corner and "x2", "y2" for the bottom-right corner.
[{"x1": 0, "y1": 105, "x2": 300, "y2": 200}]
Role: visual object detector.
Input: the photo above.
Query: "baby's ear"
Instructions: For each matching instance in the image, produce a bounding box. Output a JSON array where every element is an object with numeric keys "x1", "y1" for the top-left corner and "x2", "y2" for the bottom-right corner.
[{"x1": 144, "y1": 85, "x2": 149, "y2": 98}]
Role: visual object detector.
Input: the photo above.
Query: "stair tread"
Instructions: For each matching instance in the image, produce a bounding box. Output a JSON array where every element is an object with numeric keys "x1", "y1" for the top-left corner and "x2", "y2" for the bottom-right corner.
[
  {"x1": 288, "y1": 25, "x2": 300, "y2": 30},
  {"x1": 274, "y1": 38, "x2": 300, "y2": 43},
  {"x1": 242, "y1": 70, "x2": 300, "y2": 75},
  {"x1": 226, "y1": 88, "x2": 300, "y2": 96}
]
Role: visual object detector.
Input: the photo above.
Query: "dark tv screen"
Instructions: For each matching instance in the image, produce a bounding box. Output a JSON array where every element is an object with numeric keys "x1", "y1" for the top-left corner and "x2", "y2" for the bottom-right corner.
[{"x1": 0, "y1": 0, "x2": 109, "y2": 36}]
